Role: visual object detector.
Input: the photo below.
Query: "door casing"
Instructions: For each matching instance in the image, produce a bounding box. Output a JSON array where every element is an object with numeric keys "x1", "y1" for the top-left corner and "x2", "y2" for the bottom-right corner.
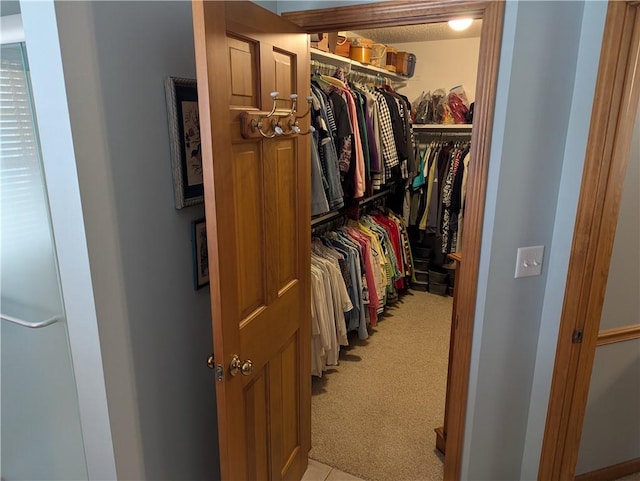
[{"x1": 284, "y1": 2, "x2": 505, "y2": 480}]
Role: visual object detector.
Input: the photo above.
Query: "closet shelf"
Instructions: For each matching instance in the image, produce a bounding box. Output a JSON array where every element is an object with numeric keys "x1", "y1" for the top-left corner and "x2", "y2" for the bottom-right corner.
[
  {"x1": 311, "y1": 48, "x2": 407, "y2": 85},
  {"x1": 413, "y1": 124, "x2": 473, "y2": 131}
]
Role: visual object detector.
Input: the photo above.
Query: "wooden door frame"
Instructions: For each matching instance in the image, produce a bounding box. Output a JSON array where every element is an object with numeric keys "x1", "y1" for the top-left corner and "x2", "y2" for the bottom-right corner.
[
  {"x1": 283, "y1": 2, "x2": 505, "y2": 480},
  {"x1": 538, "y1": 2, "x2": 640, "y2": 479}
]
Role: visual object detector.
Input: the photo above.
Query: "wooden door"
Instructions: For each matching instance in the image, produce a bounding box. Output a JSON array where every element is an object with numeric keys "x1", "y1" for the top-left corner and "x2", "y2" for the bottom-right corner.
[{"x1": 192, "y1": 2, "x2": 311, "y2": 480}]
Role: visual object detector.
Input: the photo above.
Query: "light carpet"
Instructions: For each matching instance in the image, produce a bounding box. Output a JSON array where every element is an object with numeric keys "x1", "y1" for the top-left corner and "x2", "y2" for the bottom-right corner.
[{"x1": 310, "y1": 290, "x2": 453, "y2": 481}]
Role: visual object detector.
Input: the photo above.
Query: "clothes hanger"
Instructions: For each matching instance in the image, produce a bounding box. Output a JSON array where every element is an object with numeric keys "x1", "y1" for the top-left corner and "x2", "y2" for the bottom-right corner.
[{"x1": 320, "y1": 74, "x2": 346, "y2": 89}]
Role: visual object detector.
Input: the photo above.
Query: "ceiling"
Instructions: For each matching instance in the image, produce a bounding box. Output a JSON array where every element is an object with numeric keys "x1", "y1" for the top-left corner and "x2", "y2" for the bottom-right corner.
[{"x1": 351, "y1": 20, "x2": 482, "y2": 44}]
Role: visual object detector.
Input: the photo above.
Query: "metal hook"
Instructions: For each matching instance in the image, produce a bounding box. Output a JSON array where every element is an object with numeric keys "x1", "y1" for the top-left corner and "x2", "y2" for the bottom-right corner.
[
  {"x1": 250, "y1": 117, "x2": 277, "y2": 138},
  {"x1": 288, "y1": 94, "x2": 298, "y2": 116},
  {"x1": 295, "y1": 96, "x2": 313, "y2": 120},
  {"x1": 250, "y1": 92, "x2": 280, "y2": 138},
  {"x1": 300, "y1": 124, "x2": 316, "y2": 136},
  {"x1": 272, "y1": 117, "x2": 285, "y2": 136},
  {"x1": 291, "y1": 119, "x2": 315, "y2": 136},
  {"x1": 289, "y1": 96, "x2": 315, "y2": 135},
  {"x1": 265, "y1": 91, "x2": 279, "y2": 118}
]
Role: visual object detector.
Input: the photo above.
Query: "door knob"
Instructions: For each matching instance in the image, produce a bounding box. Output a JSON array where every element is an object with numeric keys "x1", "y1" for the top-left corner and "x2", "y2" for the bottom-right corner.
[
  {"x1": 229, "y1": 354, "x2": 253, "y2": 376},
  {"x1": 240, "y1": 359, "x2": 253, "y2": 375}
]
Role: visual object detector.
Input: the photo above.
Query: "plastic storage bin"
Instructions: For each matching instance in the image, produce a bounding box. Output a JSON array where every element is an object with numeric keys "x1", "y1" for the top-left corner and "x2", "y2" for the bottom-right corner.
[
  {"x1": 428, "y1": 268, "x2": 449, "y2": 284},
  {"x1": 429, "y1": 282, "x2": 449, "y2": 296},
  {"x1": 413, "y1": 246, "x2": 431, "y2": 259},
  {"x1": 414, "y1": 270, "x2": 429, "y2": 283},
  {"x1": 413, "y1": 258, "x2": 429, "y2": 272},
  {"x1": 412, "y1": 281, "x2": 429, "y2": 292}
]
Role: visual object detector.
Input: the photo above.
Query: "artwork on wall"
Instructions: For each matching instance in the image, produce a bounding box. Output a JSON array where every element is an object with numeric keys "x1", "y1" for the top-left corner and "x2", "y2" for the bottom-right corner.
[
  {"x1": 165, "y1": 77, "x2": 203, "y2": 209},
  {"x1": 191, "y1": 218, "x2": 209, "y2": 290}
]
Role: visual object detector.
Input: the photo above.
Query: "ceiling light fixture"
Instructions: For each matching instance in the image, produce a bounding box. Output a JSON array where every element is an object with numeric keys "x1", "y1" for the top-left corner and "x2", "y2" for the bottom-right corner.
[{"x1": 448, "y1": 18, "x2": 473, "y2": 31}]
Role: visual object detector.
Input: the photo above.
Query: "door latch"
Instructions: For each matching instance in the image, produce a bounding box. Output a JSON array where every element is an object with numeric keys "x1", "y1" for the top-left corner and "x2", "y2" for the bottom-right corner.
[{"x1": 207, "y1": 353, "x2": 224, "y2": 381}]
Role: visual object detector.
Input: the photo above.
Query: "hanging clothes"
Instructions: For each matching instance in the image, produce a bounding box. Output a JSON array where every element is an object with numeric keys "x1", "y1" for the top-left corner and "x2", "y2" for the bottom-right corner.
[
  {"x1": 310, "y1": 65, "x2": 412, "y2": 218},
  {"x1": 408, "y1": 139, "x2": 471, "y2": 256},
  {"x1": 310, "y1": 211, "x2": 413, "y2": 377},
  {"x1": 310, "y1": 83, "x2": 345, "y2": 215}
]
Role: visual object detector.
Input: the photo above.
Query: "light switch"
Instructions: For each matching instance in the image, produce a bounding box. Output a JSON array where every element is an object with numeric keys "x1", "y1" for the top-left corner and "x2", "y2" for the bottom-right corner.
[{"x1": 514, "y1": 245, "x2": 544, "y2": 278}]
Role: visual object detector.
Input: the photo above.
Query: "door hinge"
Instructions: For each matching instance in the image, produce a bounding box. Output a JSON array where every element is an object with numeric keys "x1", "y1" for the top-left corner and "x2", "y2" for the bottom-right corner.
[{"x1": 572, "y1": 328, "x2": 584, "y2": 344}]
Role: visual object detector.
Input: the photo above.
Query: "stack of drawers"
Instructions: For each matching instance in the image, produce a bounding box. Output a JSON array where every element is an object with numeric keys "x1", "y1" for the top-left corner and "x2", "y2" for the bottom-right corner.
[
  {"x1": 412, "y1": 246, "x2": 431, "y2": 291},
  {"x1": 409, "y1": 233, "x2": 456, "y2": 296}
]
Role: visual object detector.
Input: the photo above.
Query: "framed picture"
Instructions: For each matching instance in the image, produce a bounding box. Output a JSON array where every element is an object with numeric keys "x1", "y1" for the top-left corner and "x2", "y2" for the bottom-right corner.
[
  {"x1": 191, "y1": 218, "x2": 210, "y2": 290},
  {"x1": 165, "y1": 77, "x2": 204, "y2": 209}
]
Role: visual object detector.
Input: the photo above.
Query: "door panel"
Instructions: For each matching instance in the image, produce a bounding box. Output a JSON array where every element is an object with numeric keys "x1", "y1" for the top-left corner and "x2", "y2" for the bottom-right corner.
[
  {"x1": 228, "y1": 36, "x2": 258, "y2": 107},
  {"x1": 232, "y1": 142, "x2": 267, "y2": 319},
  {"x1": 273, "y1": 50, "x2": 294, "y2": 105},
  {"x1": 274, "y1": 139, "x2": 298, "y2": 289},
  {"x1": 246, "y1": 371, "x2": 270, "y2": 481},
  {"x1": 192, "y1": 2, "x2": 310, "y2": 479}
]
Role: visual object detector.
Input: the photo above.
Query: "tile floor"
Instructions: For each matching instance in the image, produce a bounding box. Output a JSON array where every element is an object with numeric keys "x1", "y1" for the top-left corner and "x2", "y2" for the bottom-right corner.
[
  {"x1": 302, "y1": 459, "x2": 640, "y2": 481},
  {"x1": 302, "y1": 459, "x2": 365, "y2": 481}
]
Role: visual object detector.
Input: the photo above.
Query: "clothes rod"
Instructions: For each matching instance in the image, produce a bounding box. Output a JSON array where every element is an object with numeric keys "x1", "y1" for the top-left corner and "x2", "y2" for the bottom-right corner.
[
  {"x1": 311, "y1": 209, "x2": 343, "y2": 227},
  {"x1": 360, "y1": 188, "x2": 391, "y2": 206},
  {"x1": 311, "y1": 188, "x2": 392, "y2": 228}
]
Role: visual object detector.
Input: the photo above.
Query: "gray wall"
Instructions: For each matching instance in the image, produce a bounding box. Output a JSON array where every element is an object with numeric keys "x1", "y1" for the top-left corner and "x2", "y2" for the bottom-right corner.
[
  {"x1": 519, "y1": 2, "x2": 607, "y2": 477},
  {"x1": 459, "y1": 1, "x2": 608, "y2": 479},
  {"x1": 277, "y1": 1, "x2": 371, "y2": 14},
  {"x1": 53, "y1": 2, "x2": 218, "y2": 480},
  {"x1": 577, "y1": 340, "x2": 640, "y2": 473},
  {"x1": 254, "y1": 1, "x2": 277, "y2": 13},
  {"x1": 575, "y1": 107, "x2": 640, "y2": 474}
]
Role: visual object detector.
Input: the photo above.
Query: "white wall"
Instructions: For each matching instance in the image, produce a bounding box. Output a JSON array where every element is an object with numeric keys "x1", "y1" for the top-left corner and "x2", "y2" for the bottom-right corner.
[
  {"x1": 393, "y1": 37, "x2": 481, "y2": 106},
  {"x1": 49, "y1": 2, "x2": 219, "y2": 479},
  {"x1": 575, "y1": 106, "x2": 640, "y2": 474}
]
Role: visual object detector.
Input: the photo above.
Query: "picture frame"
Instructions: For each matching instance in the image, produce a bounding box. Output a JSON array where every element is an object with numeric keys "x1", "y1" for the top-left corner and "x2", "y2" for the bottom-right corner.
[
  {"x1": 165, "y1": 77, "x2": 204, "y2": 209},
  {"x1": 191, "y1": 218, "x2": 209, "y2": 290}
]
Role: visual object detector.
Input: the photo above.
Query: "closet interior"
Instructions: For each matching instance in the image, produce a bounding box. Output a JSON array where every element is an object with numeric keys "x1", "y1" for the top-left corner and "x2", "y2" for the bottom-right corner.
[{"x1": 308, "y1": 20, "x2": 482, "y2": 481}]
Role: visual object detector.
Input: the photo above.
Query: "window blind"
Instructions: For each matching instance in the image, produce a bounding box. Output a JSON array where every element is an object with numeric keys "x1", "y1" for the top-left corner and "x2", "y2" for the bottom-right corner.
[{"x1": 1, "y1": 43, "x2": 52, "y2": 251}]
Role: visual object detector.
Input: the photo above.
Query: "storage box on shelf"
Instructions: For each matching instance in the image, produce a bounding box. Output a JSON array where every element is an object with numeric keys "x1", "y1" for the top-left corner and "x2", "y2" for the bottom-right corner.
[{"x1": 311, "y1": 48, "x2": 407, "y2": 86}]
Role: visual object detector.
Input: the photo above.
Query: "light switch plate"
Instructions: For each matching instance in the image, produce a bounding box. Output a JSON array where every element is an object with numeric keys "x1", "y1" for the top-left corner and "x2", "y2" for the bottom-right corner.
[{"x1": 515, "y1": 245, "x2": 544, "y2": 278}]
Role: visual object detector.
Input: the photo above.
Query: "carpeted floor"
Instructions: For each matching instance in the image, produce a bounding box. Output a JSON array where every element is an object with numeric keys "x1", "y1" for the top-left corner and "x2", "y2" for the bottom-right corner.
[{"x1": 310, "y1": 290, "x2": 453, "y2": 481}]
